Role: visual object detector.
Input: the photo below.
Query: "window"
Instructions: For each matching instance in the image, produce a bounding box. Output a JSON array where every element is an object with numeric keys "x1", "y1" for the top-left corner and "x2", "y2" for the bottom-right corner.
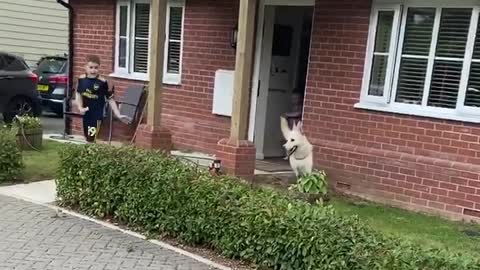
[
  {"x1": 358, "y1": 1, "x2": 480, "y2": 123},
  {"x1": 114, "y1": 0, "x2": 185, "y2": 84}
]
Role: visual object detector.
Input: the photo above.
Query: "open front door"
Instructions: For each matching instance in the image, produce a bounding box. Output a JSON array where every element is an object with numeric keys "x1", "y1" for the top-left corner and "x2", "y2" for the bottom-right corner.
[
  {"x1": 252, "y1": 5, "x2": 313, "y2": 159},
  {"x1": 253, "y1": 6, "x2": 275, "y2": 159}
]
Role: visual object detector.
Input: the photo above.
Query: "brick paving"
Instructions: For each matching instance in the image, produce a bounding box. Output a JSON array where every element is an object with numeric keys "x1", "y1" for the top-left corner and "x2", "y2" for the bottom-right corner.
[{"x1": 0, "y1": 195, "x2": 217, "y2": 270}]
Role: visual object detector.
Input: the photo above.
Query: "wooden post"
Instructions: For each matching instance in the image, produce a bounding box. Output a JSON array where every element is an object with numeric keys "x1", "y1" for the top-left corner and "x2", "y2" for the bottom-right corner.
[
  {"x1": 147, "y1": 0, "x2": 168, "y2": 127},
  {"x1": 230, "y1": 0, "x2": 257, "y2": 141}
]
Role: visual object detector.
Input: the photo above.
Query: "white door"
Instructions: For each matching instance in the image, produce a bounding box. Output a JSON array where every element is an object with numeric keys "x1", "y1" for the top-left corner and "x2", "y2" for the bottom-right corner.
[{"x1": 253, "y1": 6, "x2": 275, "y2": 159}]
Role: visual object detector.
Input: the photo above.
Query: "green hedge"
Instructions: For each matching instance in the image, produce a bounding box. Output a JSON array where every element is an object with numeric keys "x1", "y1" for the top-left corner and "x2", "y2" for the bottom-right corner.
[
  {"x1": 56, "y1": 144, "x2": 480, "y2": 270},
  {"x1": 0, "y1": 128, "x2": 23, "y2": 182}
]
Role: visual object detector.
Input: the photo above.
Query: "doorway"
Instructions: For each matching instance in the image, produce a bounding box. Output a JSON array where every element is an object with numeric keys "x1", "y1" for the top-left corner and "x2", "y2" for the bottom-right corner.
[{"x1": 250, "y1": 3, "x2": 314, "y2": 160}]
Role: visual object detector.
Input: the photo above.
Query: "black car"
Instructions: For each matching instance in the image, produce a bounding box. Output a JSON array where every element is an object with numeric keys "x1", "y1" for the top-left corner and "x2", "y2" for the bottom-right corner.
[
  {"x1": 0, "y1": 52, "x2": 42, "y2": 123},
  {"x1": 34, "y1": 55, "x2": 68, "y2": 116}
]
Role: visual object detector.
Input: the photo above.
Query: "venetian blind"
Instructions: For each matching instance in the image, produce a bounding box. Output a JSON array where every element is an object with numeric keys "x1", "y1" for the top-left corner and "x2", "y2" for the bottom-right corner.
[
  {"x1": 134, "y1": 3, "x2": 150, "y2": 73},
  {"x1": 167, "y1": 7, "x2": 183, "y2": 74}
]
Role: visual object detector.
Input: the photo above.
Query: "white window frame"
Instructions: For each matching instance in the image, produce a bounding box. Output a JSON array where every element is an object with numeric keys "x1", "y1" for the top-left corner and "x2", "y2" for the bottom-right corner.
[
  {"x1": 360, "y1": 4, "x2": 402, "y2": 104},
  {"x1": 115, "y1": 2, "x2": 130, "y2": 75},
  {"x1": 356, "y1": 0, "x2": 480, "y2": 123},
  {"x1": 130, "y1": 0, "x2": 151, "y2": 79},
  {"x1": 111, "y1": 0, "x2": 185, "y2": 85}
]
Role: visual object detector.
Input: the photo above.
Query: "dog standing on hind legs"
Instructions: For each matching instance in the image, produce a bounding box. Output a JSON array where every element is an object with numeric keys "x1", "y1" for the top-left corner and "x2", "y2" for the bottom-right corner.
[{"x1": 280, "y1": 115, "x2": 313, "y2": 178}]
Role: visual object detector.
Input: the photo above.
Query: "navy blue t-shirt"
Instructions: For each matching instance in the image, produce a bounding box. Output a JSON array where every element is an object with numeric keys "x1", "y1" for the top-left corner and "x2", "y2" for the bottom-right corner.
[{"x1": 76, "y1": 75, "x2": 113, "y2": 120}]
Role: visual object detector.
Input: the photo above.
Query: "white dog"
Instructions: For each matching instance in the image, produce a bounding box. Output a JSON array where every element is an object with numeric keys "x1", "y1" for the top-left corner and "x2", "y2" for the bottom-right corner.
[{"x1": 280, "y1": 116, "x2": 313, "y2": 178}]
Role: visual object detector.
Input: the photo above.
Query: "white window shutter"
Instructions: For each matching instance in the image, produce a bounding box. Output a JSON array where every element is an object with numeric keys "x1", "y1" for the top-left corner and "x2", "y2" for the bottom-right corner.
[
  {"x1": 466, "y1": 13, "x2": 480, "y2": 108},
  {"x1": 167, "y1": 7, "x2": 183, "y2": 74},
  {"x1": 427, "y1": 8, "x2": 472, "y2": 108},
  {"x1": 133, "y1": 3, "x2": 150, "y2": 74},
  {"x1": 395, "y1": 8, "x2": 435, "y2": 105}
]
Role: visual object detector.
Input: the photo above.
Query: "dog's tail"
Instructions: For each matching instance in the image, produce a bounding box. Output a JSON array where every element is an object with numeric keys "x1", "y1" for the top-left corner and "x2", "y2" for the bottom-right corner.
[{"x1": 280, "y1": 115, "x2": 290, "y2": 140}]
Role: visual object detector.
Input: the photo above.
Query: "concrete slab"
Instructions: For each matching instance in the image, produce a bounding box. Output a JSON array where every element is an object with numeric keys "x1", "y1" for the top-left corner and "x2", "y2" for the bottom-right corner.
[{"x1": 0, "y1": 180, "x2": 57, "y2": 204}]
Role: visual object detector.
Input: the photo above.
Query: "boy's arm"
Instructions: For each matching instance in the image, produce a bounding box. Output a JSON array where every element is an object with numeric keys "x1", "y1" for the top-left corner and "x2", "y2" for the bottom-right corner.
[
  {"x1": 104, "y1": 80, "x2": 131, "y2": 124},
  {"x1": 107, "y1": 98, "x2": 131, "y2": 124},
  {"x1": 75, "y1": 91, "x2": 83, "y2": 110},
  {"x1": 75, "y1": 78, "x2": 89, "y2": 114}
]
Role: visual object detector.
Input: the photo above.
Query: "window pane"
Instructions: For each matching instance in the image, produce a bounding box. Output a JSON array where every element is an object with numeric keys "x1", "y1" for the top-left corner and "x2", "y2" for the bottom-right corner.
[
  {"x1": 367, "y1": 10, "x2": 395, "y2": 97},
  {"x1": 435, "y1": 8, "x2": 471, "y2": 58},
  {"x1": 473, "y1": 17, "x2": 480, "y2": 60},
  {"x1": 167, "y1": 41, "x2": 181, "y2": 73},
  {"x1": 3, "y1": 55, "x2": 27, "y2": 71},
  {"x1": 167, "y1": 7, "x2": 183, "y2": 74},
  {"x1": 169, "y1": 7, "x2": 183, "y2": 41},
  {"x1": 466, "y1": 62, "x2": 480, "y2": 107},
  {"x1": 402, "y1": 8, "x2": 435, "y2": 56},
  {"x1": 133, "y1": 3, "x2": 150, "y2": 73},
  {"x1": 466, "y1": 17, "x2": 480, "y2": 107},
  {"x1": 135, "y1": 3, "x2": 150, "y2": 38},
  {"x1": 395, "y1": 58, "x2": 428, "y2": 104},
  {"x1": 119, "y1": 37, "x2": 127, "y2": 68},
  {"x1": 374, "y1": 11, "x2": 394, "y2": 53},
  {"x1": 368, "y1": 55, "x2": 389, "y2": 96},
  {"x1": 427, "y1": 60, "x2": 463, "y2": 108},
  {"x1": 120, "y1": 5, "x2": 128, "y2": 37},
  {"x1": 134, "y1": 39, "x2": 148, "y2": 73}
]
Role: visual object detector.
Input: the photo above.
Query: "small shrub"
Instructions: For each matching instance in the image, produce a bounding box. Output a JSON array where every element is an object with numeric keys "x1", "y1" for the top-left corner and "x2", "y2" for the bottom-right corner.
[
  {"x1": 289, "y1": 170, "x2": 328, "y2": 204},
  {"x1": 0, "y1": 127, "x2": 24, "y2": 182},
  {"x1": 56, "y1": 144, "x2": 480, "y2": 270},
  {"x1": 13, "y1": 116, "x2": 42, "y2": 130}
]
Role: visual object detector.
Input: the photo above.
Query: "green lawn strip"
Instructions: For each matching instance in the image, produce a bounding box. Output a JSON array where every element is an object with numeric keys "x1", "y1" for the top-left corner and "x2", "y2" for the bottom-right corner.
[
  {"x1": 332, "y1": 197, "x2": 480, "y2": 256},
  {"x1": 22, "y1": 140, "x2": 63, "y2": 182}
]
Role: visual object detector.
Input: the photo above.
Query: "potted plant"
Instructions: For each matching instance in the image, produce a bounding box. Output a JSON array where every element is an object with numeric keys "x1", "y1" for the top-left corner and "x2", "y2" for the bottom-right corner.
[
  {"x1": 13, "y1": 116, "x2": 43, "y2": 150},
  {"x1": 289, "y1": 170, "x2": 329, "y2": 205}
]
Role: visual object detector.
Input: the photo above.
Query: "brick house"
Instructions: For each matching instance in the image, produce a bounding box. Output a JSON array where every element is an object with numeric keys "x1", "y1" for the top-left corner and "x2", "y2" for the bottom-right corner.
[{"x1": 63, "y1": 0, "x2": 480, "y2": 221}]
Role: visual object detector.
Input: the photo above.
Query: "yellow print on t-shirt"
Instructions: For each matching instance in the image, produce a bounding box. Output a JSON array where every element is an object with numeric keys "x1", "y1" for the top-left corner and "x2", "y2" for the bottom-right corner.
[{"x1": 82, "y1": 89, "x2": 99, "y2": 99}]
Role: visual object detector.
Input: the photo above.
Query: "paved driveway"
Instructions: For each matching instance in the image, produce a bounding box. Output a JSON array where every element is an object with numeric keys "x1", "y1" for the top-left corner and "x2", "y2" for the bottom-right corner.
[{"x1": 0, "y1": 195, "x2": 217, "y2": 270}]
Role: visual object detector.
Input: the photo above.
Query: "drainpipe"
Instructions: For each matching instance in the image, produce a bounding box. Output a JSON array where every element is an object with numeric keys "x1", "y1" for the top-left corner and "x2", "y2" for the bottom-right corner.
[{"x1": 57, "y1": 0, "x2": 74, "y2": 137}]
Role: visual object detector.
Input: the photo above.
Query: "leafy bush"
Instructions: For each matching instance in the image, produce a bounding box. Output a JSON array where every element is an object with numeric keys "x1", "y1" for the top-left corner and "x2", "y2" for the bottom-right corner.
[
  {"x1": 0, "y1": 127, "x2": 24, "y2": 182},
  {"x1": 290, "y1": 170, "x2": 328, "y2": 205},
  {"x1": 56, "y1": 144, "x2": 480, "y2": 270}
]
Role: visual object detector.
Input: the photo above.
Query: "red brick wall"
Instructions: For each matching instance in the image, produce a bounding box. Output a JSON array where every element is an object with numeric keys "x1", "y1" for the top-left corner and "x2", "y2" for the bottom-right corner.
[
  {"x1": 304, "y1": 0, "x2": 480, "y2": 220},
  {"x1": 70, "y1": 0, "x2": 237, "y2": 152},
  {"x1": 70, "y1": 0, "x2": 480, "y2": 220}
]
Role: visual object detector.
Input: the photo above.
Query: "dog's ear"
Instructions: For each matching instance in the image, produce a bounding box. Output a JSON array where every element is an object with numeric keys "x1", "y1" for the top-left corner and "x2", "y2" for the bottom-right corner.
[
  {"x1": 297, "y1": 121, "x2": 304, "y2": 134},
  {"x1": 280, "y1": 115, "x2": 290, "y2": 139}
]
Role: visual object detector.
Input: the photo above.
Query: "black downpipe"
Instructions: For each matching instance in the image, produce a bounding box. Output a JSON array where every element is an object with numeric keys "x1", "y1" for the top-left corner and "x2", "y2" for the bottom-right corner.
[{"x1": 57, "y1": 0, "x2": 74, "y2": 137}]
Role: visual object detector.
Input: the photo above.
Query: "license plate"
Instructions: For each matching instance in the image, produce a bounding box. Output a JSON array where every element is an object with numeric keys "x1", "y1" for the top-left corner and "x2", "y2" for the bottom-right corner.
[{"x1": 37, "y1": 84, "x2": 49, "y2": 92}]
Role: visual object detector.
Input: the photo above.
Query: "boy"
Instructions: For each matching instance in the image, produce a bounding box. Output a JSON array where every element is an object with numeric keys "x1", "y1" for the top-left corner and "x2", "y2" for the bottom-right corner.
[{"x1": 75, "y1": 55, "x2": 130, "y2": 143}]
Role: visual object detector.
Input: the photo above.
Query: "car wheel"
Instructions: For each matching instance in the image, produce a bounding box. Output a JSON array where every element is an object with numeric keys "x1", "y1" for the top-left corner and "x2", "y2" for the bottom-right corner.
[{"x1": 3, "y1": 97, "x2": 34, "y2": 123}]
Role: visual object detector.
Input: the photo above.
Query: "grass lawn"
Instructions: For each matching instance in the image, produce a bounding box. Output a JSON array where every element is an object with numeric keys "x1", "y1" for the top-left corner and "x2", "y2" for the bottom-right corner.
[
  {"x1": 332, "y1": 197, "x2": 480, "y2": 256},
  {"x1": 21, "y1": 140, "x2": 64, "y2": 182}
]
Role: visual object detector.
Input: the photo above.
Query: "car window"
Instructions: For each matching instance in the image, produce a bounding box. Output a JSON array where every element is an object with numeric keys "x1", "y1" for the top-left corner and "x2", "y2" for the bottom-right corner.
[
  {"x1": 0, "y1": 56, "x2": 5, "y2": 70},
  {"x1": 3, "y1": 55, "x2": 27, "y2": 71},
  {"x1": 37, "y1": 58, "x2": 66, "y2": 74}
]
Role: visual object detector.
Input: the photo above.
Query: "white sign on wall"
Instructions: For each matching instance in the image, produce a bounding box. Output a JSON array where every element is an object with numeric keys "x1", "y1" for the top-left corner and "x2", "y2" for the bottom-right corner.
[{"x1": 212, "y1": 69, "x2": 235, "y2": 117}]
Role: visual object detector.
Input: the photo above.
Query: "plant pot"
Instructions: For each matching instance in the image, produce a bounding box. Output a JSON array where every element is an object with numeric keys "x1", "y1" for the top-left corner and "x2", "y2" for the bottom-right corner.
[{"x1": 16, "y1": 128, "x2": 43, "y2": 150}]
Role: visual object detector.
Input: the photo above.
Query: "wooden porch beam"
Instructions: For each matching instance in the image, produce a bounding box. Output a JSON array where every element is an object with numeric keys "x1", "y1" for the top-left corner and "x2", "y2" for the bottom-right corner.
[
  {"x1": 147, "y1": 0, "x2": 168, "y2": 127},
  {"x1": 230, "y1": 0, "x2": 258, "y2": 141}
]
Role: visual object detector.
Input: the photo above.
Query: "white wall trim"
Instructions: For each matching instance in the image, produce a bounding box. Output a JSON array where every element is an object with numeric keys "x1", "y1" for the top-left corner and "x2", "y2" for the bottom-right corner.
[{"x1": 355, "y1": 101, "x2": 480, "y2": 123}]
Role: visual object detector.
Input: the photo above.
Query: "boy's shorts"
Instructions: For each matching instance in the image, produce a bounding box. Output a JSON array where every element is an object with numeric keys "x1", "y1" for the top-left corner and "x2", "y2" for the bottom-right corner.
[{"x1": 83, "y1": 117, "x2": 102, "y2": 143}]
